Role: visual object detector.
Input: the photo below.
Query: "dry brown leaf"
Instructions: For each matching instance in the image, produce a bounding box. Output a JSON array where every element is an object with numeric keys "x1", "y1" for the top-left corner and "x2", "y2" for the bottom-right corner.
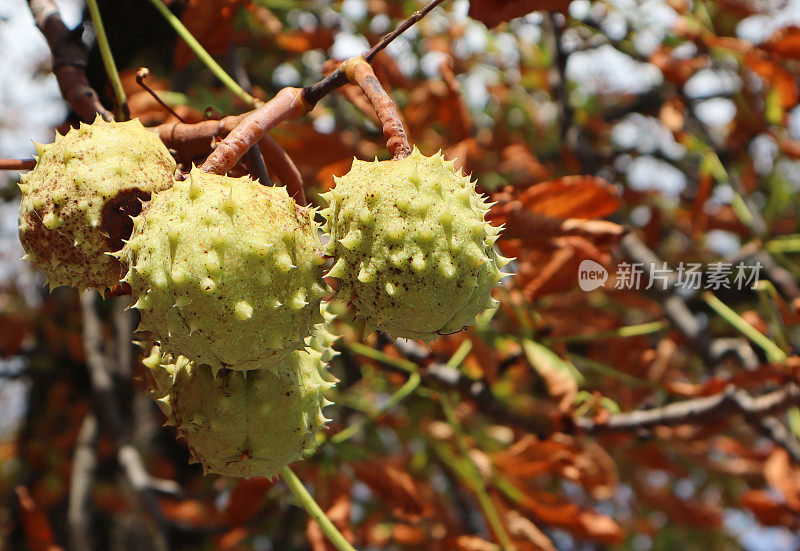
[
  {"x1": 275, "y1": 28, "x2": 335, "y2": 53},
  {"x1": 15, "y1": 486, "x2": 64, "y2": 551},
  {"x1": 763, "y1": 25, "x2": 800, "y2": 60},
  {"x1": 637, "y1": 479, "x2": 723, "y2": 529},
  {"x1": 516, "y1": 177, "x2": 622, "y2": 220},
  {"x1": 499, "y1": 144, "x2": 550, "y2": 185},
  {"x1": 505, "y1": 510, "x2": 556, "y2": 551},
  {"x1": 455, "y1": 535, "x2": 501, "y2": 551},
  {"x1": 160, "y1": 497, "x2": 217, "y2": 526},
  {"x1": 740, "y1": 489, "x2": 800, "y2": 528},
  {"x1": 745, "y1": 50, "x2": 799, "y2": 110},
  {"x1": 224, "y1": 477, "x2": 273, "y2": 526},
  {"x1": 508, "y1": 485, "x2": 624, "y2": 543},
  {"x1": 649, "y1": 48, "x2": 709, "y2": 86},
  {"x1": 494, "y1": 435, "x2": 618, "y2": 498},
  {"x1": 468, "y1": 0, "x2": 570, "y2": 28},
  {"x1": 307, "y1": 477, "x2": 355, "y2": 551},
  {"x1": 510, "y1": 236, "x2": 609, "y2": 299},
  {"x1": 273, "y1": 122, "x2": 356, "y2": 188},
  {"x1": 445, "y1": 137, "x2": 481, "y2": 176},
  {"x1": 175, "y1": 0, "x2": 249, "y2": 70},
  {"x1": 764, "y1": 448, "x2": 800, "y2": 511},
  {"x1": 391, "y1": 524, "x2": 427, "y2": 545},
  {"x1": 352, "y1": 461, "x2": 433, "y2": 522}
]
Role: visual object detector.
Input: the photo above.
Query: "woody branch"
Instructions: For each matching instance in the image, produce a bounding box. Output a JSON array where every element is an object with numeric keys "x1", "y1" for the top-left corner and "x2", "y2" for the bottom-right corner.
[{"x1": 27, "y1": 0, "x2": 112, "y2": 122}]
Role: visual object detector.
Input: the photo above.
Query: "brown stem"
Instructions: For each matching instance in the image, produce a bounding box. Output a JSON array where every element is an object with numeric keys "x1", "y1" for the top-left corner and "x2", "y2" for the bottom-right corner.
[
  {"x1": 199, "y1": 87, "x2": 309, "y2": 175},
  {"x1": 258, "y1": 134, "x2": 306, "y2": 205},
  {"x1": 246, "y1": 145, "x2": 272, "y2": 186},
  {"x1": 157, "y1": 1, "x2": 447, "y2": 169},
  {"x1": 575, "y1": 384, "x2": 800, "y2": 435},
  {"x1": 302, "y1": 0, "x2": 448, "y2": 106},
  {"x1": 342, "y1": 58, "x2": 411, "y2": 159},
  {"x1": 157, "y1": 114, "x2": 245, "y2": 160},
  {"x1": 27, "y1": 0, "x2": 112, "y2": 122},
  {"x1": 135, "y1": 67, "x2": 186, "y2": 123},
  {"x1": 0, "y1": 159, "x2": 36, "y2": 170}
]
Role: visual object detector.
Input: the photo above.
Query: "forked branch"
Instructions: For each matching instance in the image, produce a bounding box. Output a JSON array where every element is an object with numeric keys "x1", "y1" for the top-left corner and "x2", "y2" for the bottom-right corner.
[
  {"x1": 186, "y1": 0, "x2": 445, "y2": 174},
  {"x1": 199, "y1": 87, "x2": 309, "y2": 175}
]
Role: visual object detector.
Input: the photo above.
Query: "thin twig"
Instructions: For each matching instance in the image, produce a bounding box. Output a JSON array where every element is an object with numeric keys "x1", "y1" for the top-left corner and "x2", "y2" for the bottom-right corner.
[
  {"x1": 85, "y1": 0, "x2": 127, "y2": 120},
  {"x1": 347, "y1": 341, "x2": 551, "y2": 436},
  {"x1": 331, "y1": 371, "x2": 421, "y2": 444},
  {"x1": 68, "y1": 414, "x2": 98, "y2": 551},
  {"x1": 280, "y1": 466, "x2": 357, "y2": 551},
  {"x1": 702, "y1": 291, "x2": 788, "y2": 363},
  {"x1": 545, "y1": 13, "x2": 574, "y2": 145},
  {"x1": 198, "y1": 0, "x2": 446, "y2": 174},
  {"x1": 574, "y1": 384, "x2": 800, "y2": 434},
  {"x1": 146, "y1": 0, "x2": 259, "y2": 107},
  {"x1": 27, "y1": 0, "x2": 112, "y2": 121},
  {"x1": 756, "y1": 417, "x2": 800, "y2": 464},
  {"x1": 441, "y1": 393, "x2": 516, "y2": 551},
  {"x1": 619, "y1": 233, "x2": 742, "y2": 365},
  {"x1": 303, "y1": 0, "x2": 448, "y2": 106},
  {"x1": 136, "y1": 67, "x2": 186, "y2": 123},
  {"x1": 246, "y1": 144, "x2": 272, "y2": 186},
  {"x1": 0, "y1": 159, "x2": 36, "y2": 170}
]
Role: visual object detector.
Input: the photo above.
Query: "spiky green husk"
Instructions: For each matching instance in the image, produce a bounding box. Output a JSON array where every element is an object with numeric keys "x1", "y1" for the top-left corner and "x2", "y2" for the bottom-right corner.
[
  {"x1": 307, "y1": 302, "x2": 340, "y2": 365},
  {"x1": 17, "y1": 116, "x2": 176, "y2": 290},
  {"x1": 122, "y1": 168, "x2": 327, "y2": 371},
  {"x1": 144, "y1": 343, "x2": 335, "y2": 479},
  {"x1": 320, "y1": 147, "x2": 511, "y2": 340}
]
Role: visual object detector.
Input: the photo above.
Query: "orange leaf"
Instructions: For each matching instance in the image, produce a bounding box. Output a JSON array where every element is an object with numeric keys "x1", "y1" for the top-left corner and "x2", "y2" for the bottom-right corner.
[
  {"x1": 745, "y1": 50, "x2": 799, "y2": 110},
  {"x1": 505, "y1": 510, "x2": 557, "y2": 551},
  {"x1": 517, "y1": 177, "x2": 622, "y2": 220},
  {"x1": 764, "y1": 449, "x2": 800, "y2": 511},
  {"x1": 275, "y1": 28, "x2": 335, "y2": 53},
  {"x1": 741, "y1": 489, "x2": 799, "y2": 528},
  {"x1": 224, "y1": 477, "x2": 274, "y2": 525},
  {"x1": 511, "y1": 236, "x2": 609, "y2": 299},
  {"x1": 15, "y1": 486, "x2": 63, "y2": 551},
  {"x1": 352, "y1": 461, "x2": 433, "y2": 522},
  {"x1": 507, "y1": 484, "x2": 624, "y2": 544},
  {"x1": 649, "y1": 48, "x2": 709, "y2": 86},
  {"x1": 455, "y1": 534, "x2": 505, "y2": 550},
  {"x1": 763, "y1": 26, "x2": 800, "y2": 60},
  {"x1": 499, "y1": 144, "x2": 550, "y2": 185},
  {"x1": 306, "y1": 476, "x2": 355, "y2": 551},
  {"x1": 175, "y1": 0, "x2": 249, "y2": 70},
  {"x1": 468, "y1": 0, "x2": 570, "y2": 28}
]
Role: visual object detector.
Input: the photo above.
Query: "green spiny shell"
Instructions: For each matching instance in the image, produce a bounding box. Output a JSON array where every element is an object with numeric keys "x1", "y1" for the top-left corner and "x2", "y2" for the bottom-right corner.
[
  {"x1": 122, "y1": 168, "x2": 327, "y2": 371},
  {"x1": 143, "y1": 343, "x2": 335, "y2": 479},
  {"x1": 18, "y1": 116, "x2": 176, "y2": 290},
  {"x1": 307, "y1": 302, "x2": 340, "y2": 365},
  {"x1": 320, "y1": 147, "x2": 511, "y2": 340}
]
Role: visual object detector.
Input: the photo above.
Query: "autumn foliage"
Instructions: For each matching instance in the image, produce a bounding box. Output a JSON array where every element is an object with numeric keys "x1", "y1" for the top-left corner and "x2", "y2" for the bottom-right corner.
[{"x1": 2, "y1": 0, "x2": 800, "y2": 549}]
